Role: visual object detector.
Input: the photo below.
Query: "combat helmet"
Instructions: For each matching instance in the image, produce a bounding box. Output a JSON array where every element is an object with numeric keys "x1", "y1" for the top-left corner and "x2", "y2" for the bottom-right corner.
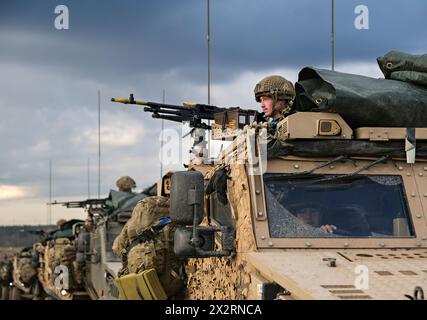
[
  {"x1": 254, "y1": 75, "x2": 295, "y2": 103},
  {"x1": 116, "y1": 176, "x2": 136, "y2": 192},
  {"x1": 56, "y1": 219, "x2": 67, "y2": 228}
]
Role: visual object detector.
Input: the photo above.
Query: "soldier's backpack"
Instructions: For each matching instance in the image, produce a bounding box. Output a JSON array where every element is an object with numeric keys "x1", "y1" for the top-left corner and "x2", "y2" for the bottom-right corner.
[{"x1": 17, "y1": 249, "x2": 37, "y2": 285}]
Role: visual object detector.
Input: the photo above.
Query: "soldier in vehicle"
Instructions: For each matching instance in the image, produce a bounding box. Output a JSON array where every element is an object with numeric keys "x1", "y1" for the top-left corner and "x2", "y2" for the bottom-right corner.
[
  {"x1": 294, "y1": 206, "x2": 337, "y2": 234},
  {"x1": 254, "y1": 75, "x2": 296, "y2": 131},
  {"x1": 56, "y1": 218, "x2": 67, "y2": 230},
  {"x1": 116, "y1": 176, "x2": 137, "y2": 193},
  {"x1": 113, "y1": 173, "x2": 185, "y2": 299}
]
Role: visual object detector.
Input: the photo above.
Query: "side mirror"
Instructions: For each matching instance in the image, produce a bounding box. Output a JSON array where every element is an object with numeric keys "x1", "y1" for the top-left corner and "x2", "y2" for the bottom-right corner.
[
  {"x1": 170, "y1": 171, "x2": 204, "y2": 225},
  {"x1": 173, "y1": 227, "x2": 214, "y2": 257},
  {"x1": 174, "y1": 225, "x2": 235, "y2": 258}
]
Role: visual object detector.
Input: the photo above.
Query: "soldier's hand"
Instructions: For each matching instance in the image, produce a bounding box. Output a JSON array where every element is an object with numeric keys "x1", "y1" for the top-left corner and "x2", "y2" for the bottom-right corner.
[{"x1": 319, "y1": 225, "x2": 337, "y2": 234}]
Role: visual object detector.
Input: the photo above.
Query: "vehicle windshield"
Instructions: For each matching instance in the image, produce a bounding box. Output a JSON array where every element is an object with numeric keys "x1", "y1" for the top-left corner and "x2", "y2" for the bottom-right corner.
[{"x1": 264, "y1": 174, "x2": 415, "y2": 238}]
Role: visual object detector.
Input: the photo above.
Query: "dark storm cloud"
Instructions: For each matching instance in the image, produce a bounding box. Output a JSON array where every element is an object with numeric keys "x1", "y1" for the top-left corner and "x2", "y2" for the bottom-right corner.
[{"x1": 1, "y1": 0, "x2": 426, "y2": 84}]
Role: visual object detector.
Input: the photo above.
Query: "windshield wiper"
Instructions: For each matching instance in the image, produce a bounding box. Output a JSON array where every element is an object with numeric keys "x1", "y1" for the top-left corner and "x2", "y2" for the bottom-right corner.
[
  {"x1": 265, "y1": 155, "x2": 348, "y2": 181},
  {"x1": 310, "y1": 154, "x2": 391, "y2": 184}
]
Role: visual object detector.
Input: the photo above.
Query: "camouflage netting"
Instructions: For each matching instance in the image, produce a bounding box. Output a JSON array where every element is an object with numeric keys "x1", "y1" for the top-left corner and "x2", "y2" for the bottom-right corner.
[
  {"x1": 113, "y1": 196, "x2": 184, "y2": 298},
  {"x1": 185, "y1": 164, "x2": 257, "y2": 300}
]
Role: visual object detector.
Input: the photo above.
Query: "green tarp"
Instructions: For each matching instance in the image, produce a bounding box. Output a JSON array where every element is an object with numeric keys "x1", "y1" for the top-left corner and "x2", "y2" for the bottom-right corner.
[
  {"x1": 377, "y1": 51, "x2": 427, "y2": 86},
  {"x1": 103, "y1": 190, "x2": 149, "y2": 216},
  {"x1": 294, "y1": 67, "x2": 427, "y2": 128}
]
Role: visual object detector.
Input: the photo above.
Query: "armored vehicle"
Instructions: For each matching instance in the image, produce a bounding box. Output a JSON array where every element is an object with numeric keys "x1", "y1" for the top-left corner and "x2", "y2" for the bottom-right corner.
[
  {"x1": 113, "y1": 52, "x2": 427, "y2": 299},
  {"x1": 170, "y1": 111, "x2": 427, "y2": 300}
]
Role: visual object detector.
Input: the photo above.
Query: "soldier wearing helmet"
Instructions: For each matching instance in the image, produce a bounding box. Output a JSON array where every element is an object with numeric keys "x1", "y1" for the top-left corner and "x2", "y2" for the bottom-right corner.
[
  {"x1": 116, "y1": 176, "x2": 137, "y2": 193},
  {"x1": 56, "y1": 219, "x2": 67, "y2": 230},
  {"x1": 254, "y1": 75, "x2": 295, "y2": 130}
]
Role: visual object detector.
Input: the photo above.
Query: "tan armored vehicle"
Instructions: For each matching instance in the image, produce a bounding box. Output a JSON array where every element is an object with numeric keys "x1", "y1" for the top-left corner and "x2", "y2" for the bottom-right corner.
[{"x1": 169, "y1": 111, "x2": 427, "y2": 300}]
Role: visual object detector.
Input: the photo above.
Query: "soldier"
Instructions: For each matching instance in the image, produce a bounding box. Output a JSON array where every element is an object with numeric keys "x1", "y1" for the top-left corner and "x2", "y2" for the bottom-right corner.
[
  {"x1": 113, "y1": 174, "x2": 185, "y2": 299},
  {"x1": 56, "y1": 219, "x2": 67, "y2": 230},
  {"x1": 116, "y1": 176, "x2": 137, "y2": 193},
  {"x1": 254, "y1": 75, "x2": 295, "y2": 131}
]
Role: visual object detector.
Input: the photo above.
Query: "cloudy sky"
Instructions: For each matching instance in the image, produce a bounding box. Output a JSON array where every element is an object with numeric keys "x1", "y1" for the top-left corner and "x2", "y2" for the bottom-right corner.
[{"x1": 0, "y1": 0, "x2": 426, "y2": 225}]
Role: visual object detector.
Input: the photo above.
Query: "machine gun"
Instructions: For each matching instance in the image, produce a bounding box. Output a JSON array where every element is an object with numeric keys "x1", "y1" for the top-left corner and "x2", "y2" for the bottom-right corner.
[
  {"x1": 111, "y1": 94, "x2": 262, "y2": 160},
  {"x1": 47, "y1": 198, "x2": 108, "y2": 211},
  {"x1": 111, "y1": 94, "x2": 261, "y2": 129}
]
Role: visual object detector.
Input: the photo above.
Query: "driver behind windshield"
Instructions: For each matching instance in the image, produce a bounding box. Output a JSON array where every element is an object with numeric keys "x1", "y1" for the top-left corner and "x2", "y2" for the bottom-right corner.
[{"x1": 294, "y1": 206, "x2": 337, "y2": 234}]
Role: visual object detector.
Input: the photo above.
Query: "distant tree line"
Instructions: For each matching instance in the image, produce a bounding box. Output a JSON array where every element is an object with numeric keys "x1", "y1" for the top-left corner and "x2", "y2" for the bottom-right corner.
[{"x1": 0, "y1": 225, "x2": 55, "y2": 248}]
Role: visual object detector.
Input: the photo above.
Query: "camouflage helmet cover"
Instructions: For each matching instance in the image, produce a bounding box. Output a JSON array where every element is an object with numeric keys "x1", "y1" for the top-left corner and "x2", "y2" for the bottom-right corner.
[
  {"x1": 254, "y1": 75, "x2": 295, "y2": 103},
  {"x1": 116, "y1": 176, "x2": 136, "y2": 191}
]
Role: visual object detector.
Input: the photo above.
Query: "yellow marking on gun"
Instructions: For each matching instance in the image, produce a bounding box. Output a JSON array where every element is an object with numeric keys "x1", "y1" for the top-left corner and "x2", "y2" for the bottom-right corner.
[
  {"x1": 111, "y1": 98, "x2": 130, "y2": 104},
  {"x1": 183, "y1": 102, "x2": 196, "y2": 107},
  {"x1": 111, "y1": 98, "x2": 147, "y2": 105}
]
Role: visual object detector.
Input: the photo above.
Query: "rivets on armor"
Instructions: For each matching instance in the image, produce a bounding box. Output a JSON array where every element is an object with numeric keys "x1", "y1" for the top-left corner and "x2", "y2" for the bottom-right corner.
[
  {"x1": 407, "y1": 172, "x2": 411, "y2": 176},
  {"x1": 268, "y1": 241, "x2": 273, "y2": 247},
  {"x1": 424, "y1": 167, "x2": 427, "y2": 171},
  {"x1": 411, "y1": 193, "x2": 416, "y2": 197},
  {"x1": 305, "y1": 242, "x2": 312, "y2": 248},
  {"x1": 379, "y1": 242, "x2": 385, "y2": 248},
  {"x1": 416, "y1": 214, "x2": 422, "y2": 219},
  {"x1": 255, "y1": 190, "x2": 260, "y2": 195},
  {"x1": 261, "y1": 236, "x2": 266, "y2": 240},
  {"x1": 419, "y1": 173, "x2": 424, "y2": 177},
  {"x1": 294, "y1": 164, "x2": 300, "y2": 169},
  {"x1": 398, "y1": 166, "x2": 403, "y2": 171},
  {"x1": 422, "y1": 236, "x2": 427, "y2": 241},
  {"x1": 329, "y1": 165, "x2": 335, "y2": 169},
  {"x1": 257, "y1": 211, "x2": 263, "y2": 217},
  {"x1": 343, "y1": 242, "x2": 349, "y2": 248},
  {"x1": 416, "y1": 242, "x2": 422, "y2": 247}
]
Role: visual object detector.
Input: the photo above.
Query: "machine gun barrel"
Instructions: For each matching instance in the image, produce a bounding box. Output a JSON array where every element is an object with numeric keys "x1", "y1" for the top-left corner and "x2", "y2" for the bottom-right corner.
[
  {"x1": 112, "y1": 94, "x2": 232, "y2": 128},
  {"x1": 47, "y1": 198, "x2": 107, "y2": 209}
]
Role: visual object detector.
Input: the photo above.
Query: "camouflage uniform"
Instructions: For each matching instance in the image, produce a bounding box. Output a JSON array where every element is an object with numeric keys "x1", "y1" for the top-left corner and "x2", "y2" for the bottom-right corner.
[{"x1": 113, "y1": 196, "x2": 184, "y2": 298}]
